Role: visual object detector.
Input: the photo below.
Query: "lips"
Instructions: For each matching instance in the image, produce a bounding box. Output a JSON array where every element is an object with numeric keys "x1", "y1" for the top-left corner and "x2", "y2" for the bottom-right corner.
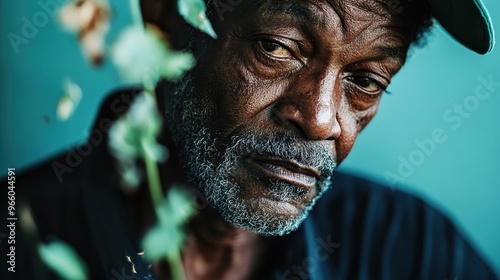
[{"x1": 246, "y1": 155, "x2": 319, "y2": 189}]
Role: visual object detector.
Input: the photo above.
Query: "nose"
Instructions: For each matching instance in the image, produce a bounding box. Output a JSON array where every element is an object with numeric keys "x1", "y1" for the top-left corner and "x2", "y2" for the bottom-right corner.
[{"x1": 272, "y1": 70, "x2": 341, "y2": 141}]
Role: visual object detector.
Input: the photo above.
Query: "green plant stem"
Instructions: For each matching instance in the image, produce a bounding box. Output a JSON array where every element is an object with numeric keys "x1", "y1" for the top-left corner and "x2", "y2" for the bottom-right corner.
[
  {"x1": 143, "y1": 147, "x2": 164, "y2": 220},
  {"x1": 169, "y1": 251, "x2": 186, "y2": 280},
  {"x1": 142, "y1": 141, "x2": 185, "y2": 280}
]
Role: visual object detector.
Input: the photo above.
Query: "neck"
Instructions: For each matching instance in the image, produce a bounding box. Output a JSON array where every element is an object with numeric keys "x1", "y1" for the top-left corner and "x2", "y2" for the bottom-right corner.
[
  {"x1": 189, "y1": 206, "x2": 260, "y2": 247},
  {"x1": 181, "y1": 206, "x2": 271, "y2": 280}
]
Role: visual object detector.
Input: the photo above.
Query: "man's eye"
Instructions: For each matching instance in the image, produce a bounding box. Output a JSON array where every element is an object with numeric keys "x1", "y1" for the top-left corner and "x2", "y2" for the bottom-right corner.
[
  {"x1": 347, "y1": 76, "x2": 385, "y2": 94},
  {"x1": 258, "y1": 40, "x2": 292, "y2": 58}
]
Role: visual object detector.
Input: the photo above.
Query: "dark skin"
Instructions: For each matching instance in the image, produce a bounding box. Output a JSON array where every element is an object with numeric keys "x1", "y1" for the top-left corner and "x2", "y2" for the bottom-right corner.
[{"x1": 137, "y1": 0, "x2": 411, "y2": 279}]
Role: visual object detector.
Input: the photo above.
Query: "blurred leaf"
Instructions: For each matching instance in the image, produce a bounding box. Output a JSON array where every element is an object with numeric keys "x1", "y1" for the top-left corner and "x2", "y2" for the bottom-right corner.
[
  {"x1": 177, "y1": 0, "x2": 217, "y2": 38},
  {"x1": 109, "y1": 92, "x2": 167, "y2": 160},
  {"x1": 108, "y1": 118, "x2": 141, "y2": 160},
  {"x1": 80, "y1": 26, "x2": 108, "y2": 65},
  {"x1": 58, "y1": 0, "x2": 110, "y2": 65},
  {"x1": 129, "y1": 0, "x2": 143, "y2": 25},
  {"x1": 109, "y1": 91, "x2": 168, "y2": 189},
  {"x1": 19, "y1": 205, "x2": 36, "y2": 233},
  {"x1": 143, "y1": 188, "x2": 195, "y2": 262},
  {"x1": 119, "y1": 159, "x2": 143, "y2": 189},
  {"x1": 57, "y1": 79, "x2": 82, "y2": 121},
  {"x1": 166, "y1": 187, "x2": 196, "y2": 226},
  {"x1": 59, "y1": 0, "x2": 110, "y2": 31},
  {"x1": 38, "y1": 241, "x2": 88, "y2": 280},
  {"x1": 141, "y1": 138, "x2": 168, "y2": 163},
  {"x1": 111, "y1": 25, "x2": 195, "y2": 86},
  {"x1": 156, "y1": 49, "x2": 196, "y2": 81},
  {"x1": 143, "y1": 221, "x2": 183, "y2": 261}
]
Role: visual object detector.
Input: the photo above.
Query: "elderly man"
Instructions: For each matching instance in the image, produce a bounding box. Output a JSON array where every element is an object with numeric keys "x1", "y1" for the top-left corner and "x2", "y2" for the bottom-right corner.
[{"x1": 10, "y1": 0, "x2": 498, "y2": 279}]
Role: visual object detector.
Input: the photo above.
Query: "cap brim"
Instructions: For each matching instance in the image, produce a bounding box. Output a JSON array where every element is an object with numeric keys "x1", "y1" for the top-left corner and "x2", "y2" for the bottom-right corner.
[{"x1": 427, "y1": 0, "x2": 495, "y2": 54}]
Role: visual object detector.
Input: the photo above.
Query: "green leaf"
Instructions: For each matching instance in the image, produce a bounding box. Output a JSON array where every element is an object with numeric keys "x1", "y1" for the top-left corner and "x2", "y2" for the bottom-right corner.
[
  {"x1": 38, "y1": 241, "x2": 88, "y2": 280},
  {"x1": 143, "y1": 221, "x2": 184, "y2": 261},
  {"x1": 141, "y1": 137, "x2": 168, "y2": 163},
  {"x1": 157, "y1": 51, "x2": 196, "y2": 81},
  {"x1": 111, "y1": 25, "x2": 195, "y2": 85},
  {"x1": 108, "y1": 91, "x2": 168, "y2": 189},
  {"x1": 166, "y1": 187, "x2": 196, "y2": 226},
  {"x1": 109, "y1": 91, "x2": 166, "y2": 162},
  {"x1": 142, "y1": 188, "x2": 195, "y2": 262},
  {"x1": 108, "y1": 119, "x2": 141, "y2": 160},
  {"x1": 177, "y1": 0, "x2": 217, "y2": 38},
  {"x1": 119, "y1": 159, "x2": 143, "y2": 188}
]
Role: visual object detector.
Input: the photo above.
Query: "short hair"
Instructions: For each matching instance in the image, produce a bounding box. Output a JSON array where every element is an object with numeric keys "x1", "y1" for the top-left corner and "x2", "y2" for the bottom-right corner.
[{"x1": 396, "y1": 0, "x2": 434, "y2": 47}]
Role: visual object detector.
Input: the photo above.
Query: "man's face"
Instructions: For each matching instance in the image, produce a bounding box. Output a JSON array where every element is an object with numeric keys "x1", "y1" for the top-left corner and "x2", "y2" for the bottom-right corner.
[{"x1": 165, "y1": 0, "x2": 408, "y2": 235}]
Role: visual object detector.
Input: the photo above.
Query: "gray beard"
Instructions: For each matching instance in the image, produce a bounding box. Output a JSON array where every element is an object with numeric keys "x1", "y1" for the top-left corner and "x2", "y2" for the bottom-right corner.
[{"x1": 163, "y1": 76, "x2": 336, "y2": 236}]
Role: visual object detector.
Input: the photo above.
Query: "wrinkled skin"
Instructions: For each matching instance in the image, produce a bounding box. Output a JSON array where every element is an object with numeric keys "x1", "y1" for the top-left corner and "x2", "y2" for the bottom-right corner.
[
  {"x1": 170, "y1": 0, "x2": 408, "y2": 230},
  {"x1": 142, "y1": 0, "x2": 412, "y2": 278}
]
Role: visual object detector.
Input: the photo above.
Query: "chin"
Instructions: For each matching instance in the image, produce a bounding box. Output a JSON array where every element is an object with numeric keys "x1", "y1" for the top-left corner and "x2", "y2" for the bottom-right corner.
[
  {"x1": 236, "y1": 180, "x2": 317, "y2": 216},
  {"x1": 208, "y1": 172, "x2": 330, "y2": 236}
]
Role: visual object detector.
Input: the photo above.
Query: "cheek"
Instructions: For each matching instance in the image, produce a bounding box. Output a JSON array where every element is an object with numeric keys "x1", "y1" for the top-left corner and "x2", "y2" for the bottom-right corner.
[
  {"x1": 335, "y1": 101, "x2": 379, "y2": 163},
  {"x1": 335, "y1": 121, "x2": 357, "y2": 164},
  {"x1": 197, "y1": 42, "x2": 285, "y2": 138},
  {"x1": 192, "y1": 44, "x2": 248, "y2": 133},
  {"x1": 355, "y1": 98, "x2": 381, "y2": 131}
]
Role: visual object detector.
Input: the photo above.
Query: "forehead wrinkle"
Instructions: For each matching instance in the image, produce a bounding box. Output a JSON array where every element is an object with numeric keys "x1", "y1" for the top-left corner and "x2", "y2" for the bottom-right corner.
[
  {"x1": 251, "y1": 0, "x2": 390, "y2": 41},
  {"x1": 319, "y1": 1, "x2": 405, "y2": 49},
  {"x1": 345, "y1": 28, "x2": 407, "y2": 60},
  {"x1": 258, "y1": 0, "x2": 355, "y2": 43},
  {"x1": 258, "y1": 0, "x2": 325, "y2": 26},
  {"x1": 345, "y1": 0, "x2": 393, "y2": 20},
  {"x1": 344, "y1": 1, "x2": 414, "y2": 51}
]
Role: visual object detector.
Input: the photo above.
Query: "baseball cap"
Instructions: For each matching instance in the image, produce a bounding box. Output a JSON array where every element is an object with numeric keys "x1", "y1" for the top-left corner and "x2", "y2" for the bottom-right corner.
[{"x1": 427, "y1": 0, "x2": 495, "y2": 54}]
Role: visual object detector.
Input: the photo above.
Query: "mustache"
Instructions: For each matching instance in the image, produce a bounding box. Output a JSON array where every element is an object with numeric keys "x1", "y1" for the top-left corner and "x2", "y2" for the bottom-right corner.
[{"x1": 222, "y1": 132, "x2": 337, "y2": 181}]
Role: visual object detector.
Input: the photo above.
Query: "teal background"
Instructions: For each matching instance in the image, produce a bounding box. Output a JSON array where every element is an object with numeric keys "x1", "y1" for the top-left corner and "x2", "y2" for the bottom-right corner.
[{"x1": 1, "y1": 0, "x2": 499, "y2": 275}]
